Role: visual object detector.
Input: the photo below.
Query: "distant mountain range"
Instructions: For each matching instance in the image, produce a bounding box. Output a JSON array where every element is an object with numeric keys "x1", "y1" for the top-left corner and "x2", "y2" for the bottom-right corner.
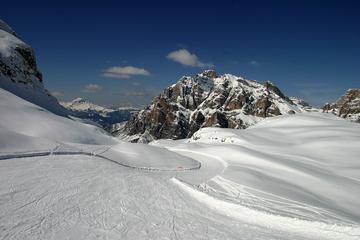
[{"x1": 61, "y1": 98, "x2": 138, "y2": 130}]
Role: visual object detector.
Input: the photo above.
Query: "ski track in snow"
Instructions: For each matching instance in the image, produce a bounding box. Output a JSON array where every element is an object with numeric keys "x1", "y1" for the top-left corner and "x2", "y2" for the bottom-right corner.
[
  {"x1": 0, "y1": 154, "x2": 297, "y2": 240},
  {"x1": 171, "y1": 178, "x2": 360, "y2": 240},
  {"x1": 0, "y1": 145, "x2": 201, "y2": 172},
  {"x1": 1, "y1": 145, "x2": 359, "y2": 240},
  {"x1": 166, "y1": 148, "x2": 360, "y2": 240}
]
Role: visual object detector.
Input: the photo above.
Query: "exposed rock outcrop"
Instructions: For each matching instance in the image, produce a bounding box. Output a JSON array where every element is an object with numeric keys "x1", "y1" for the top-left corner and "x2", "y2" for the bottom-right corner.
[
  {"x1": 119, "y1": 70, "x2": 305, "y2": 142},
  {"x1": 323, "y1": 89, "x2": 360, "y2": 122}
]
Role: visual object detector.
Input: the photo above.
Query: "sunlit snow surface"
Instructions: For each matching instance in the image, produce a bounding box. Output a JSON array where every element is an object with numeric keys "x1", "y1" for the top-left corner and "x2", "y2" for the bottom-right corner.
[{"x1": 1, "y1": 88, "x2": 359, "y2": 239}]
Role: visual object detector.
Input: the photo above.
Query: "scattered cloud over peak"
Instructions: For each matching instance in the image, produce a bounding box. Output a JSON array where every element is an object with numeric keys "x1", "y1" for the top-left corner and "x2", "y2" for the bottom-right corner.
[
  {"x1": 82, "y1": 84, "x2": 103, "y2": 93},
  {"x1": 51, "y1": 91, "x2": 64, "y2": 97},
  {"x1": 102, "y1": 66, "x2": 151, "y2": 79},
  {"x1": 167, "y1": 49, "x2": 214, "y2": 68},
  {"x1": 250, "y1": 60, "x2": 260, "y2": 67}
]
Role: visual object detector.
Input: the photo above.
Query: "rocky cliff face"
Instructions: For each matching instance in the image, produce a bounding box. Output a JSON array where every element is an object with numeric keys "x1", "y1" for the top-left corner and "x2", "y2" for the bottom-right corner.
[
  {"x1": 323, "y1": 89, "x2": 360, "y2": 122},
  {"x1": 0, "y1": 19, "x2": 65, "y2": 115},
  {"x1": 119, "y1": 70, "x2": 304, "y2": 142}
]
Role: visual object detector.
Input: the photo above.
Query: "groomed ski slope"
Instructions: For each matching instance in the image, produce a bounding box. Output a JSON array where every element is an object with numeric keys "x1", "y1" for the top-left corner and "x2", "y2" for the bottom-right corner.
[
  {"x1": 155, "y1": 113, "x2": 360, "y2": 224},
  {"x1": 0, "y1": 88, "x2": 360, "y2": 239}
]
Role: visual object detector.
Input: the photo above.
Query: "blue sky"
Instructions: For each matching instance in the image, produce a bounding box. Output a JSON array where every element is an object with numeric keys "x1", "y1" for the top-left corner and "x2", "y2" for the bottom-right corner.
[{"x1": 2, "y1": 0, "x2": 359, "y2": 107}]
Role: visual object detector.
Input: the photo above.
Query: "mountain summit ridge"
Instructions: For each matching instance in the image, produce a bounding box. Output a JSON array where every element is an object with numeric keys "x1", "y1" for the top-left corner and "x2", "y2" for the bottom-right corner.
[{"x1": 119, "y1": 70, "x2": 306, "y2": 142}]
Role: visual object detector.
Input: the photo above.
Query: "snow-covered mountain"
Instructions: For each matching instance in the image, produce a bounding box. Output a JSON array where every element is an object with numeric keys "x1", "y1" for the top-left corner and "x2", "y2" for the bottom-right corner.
[
  {"x1": 120, "y1": 70, "x2": 307, "y2": 142},
  {"x1": 61, "y1": 97, "x2": 138, "y2": 129},
  {"x1": 2, "y1": 19, "x2": 360, "y2": 240},
  {"x1": 323, "y1": 89, "x2": 360, "y2": 122},
  {"x1": 0, "y1": 19, "x2": 136, "y2": 132},
  {"x1": 61, "y1": 97, "x2": 111, "y2": 112},
  {"x1": 290, "y1": 97, "x2": 319, "y2": 112},
  {"x1": 0, "y1": 19, "x2": 66, "y2": 115}
]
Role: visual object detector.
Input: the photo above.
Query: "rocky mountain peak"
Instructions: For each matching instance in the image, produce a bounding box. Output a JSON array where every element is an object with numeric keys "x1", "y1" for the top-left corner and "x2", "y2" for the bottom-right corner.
[
  {"x1": 199, "y1": 69, "x2": 218, "y2": 78},
  {"x1": 70, "y1": 97, "x2": 90, "y2": 105},
  {"x1": 119, "y1": 71, "x2": 306, "y2": 143},
  {"x1": 323, "y1": 89, "x2": 360, "y2": 122}
]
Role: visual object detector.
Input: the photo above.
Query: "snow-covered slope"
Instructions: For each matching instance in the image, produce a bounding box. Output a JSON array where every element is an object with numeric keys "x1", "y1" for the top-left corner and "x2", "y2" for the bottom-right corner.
[
  {"x1": 0, "y1": 88, "x2": 197, "y2": 169},
  {"x1": 61, "y1": 97, "x2": 138, "y2": 130},
  {"x1": 0, "y1": 19, "x2": 66, "y2": 115},
  {"x1": 1, "y1": 87, "x2": 360, "y2": 239},
  {"x1": 323, "y1": 89, "x2": 360, "y2": 122},
  {"x1": 0, "y1": 89, "x2": 113, "y2": 148},
  {"x1": 121, "y1": 70, "x2": 305, "y2": 142},
  {"x1": 153, "y1": 113, "x2": 360, "y2": 229}
]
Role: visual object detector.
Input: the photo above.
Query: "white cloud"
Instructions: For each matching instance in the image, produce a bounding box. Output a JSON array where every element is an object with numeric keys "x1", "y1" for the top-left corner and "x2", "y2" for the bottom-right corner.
[
  {"x1": 51, "y1": 91, "x2": 64, "y2": 97},
  {"x1": 82, "y1": 84, "x2": 103, "y2": 93},
  {"x1": 250, "y1": 60, "x2": 260, "y2": 67},
  {"x1": 167, "y1": 49, "x2": 213, "y2": 68},
  {"x1": 102, "y1": 66, "x2": 150, "y2": 79}
]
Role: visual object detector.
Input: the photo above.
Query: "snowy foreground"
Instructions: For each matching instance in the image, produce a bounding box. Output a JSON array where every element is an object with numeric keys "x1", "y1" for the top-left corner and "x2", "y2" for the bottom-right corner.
[{"x1": 0, "y1": 88, "x2": 360, "y2": 240}]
